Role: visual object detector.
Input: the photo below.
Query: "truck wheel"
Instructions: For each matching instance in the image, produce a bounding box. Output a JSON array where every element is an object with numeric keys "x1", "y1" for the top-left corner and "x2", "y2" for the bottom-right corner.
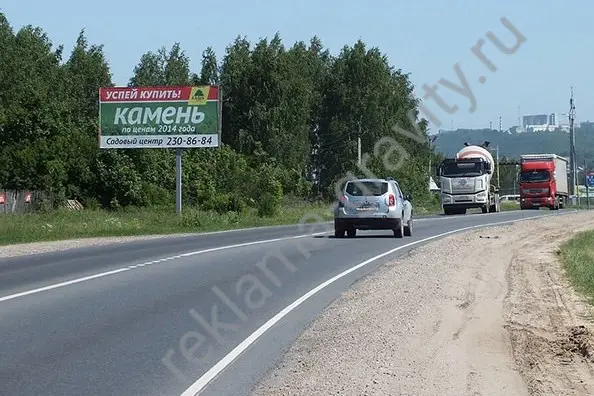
[
  {"x1": 334, "y1": 228, "x2": 345, "y2": 238},
  {"x1": 481, "y1": 205, "x2": 488, "y2": 213},
  {"x1": 346, "y1": 228, "x2": 356, "y2": 238}
]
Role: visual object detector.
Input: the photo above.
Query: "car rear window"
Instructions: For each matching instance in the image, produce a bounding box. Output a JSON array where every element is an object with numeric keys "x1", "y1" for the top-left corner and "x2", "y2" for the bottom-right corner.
[{"x1": 345, "y1": 181, "x2": 388, "y2": 196}]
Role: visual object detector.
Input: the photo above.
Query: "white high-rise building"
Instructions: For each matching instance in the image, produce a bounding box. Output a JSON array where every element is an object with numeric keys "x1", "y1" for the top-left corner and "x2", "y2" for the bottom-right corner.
[{"x1": 522, "y1": 112, "x2": 568, "y2": 132}]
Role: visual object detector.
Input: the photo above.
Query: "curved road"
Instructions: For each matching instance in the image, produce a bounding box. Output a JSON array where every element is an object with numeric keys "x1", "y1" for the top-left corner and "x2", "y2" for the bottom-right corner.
[{"x1": 0, "y1": 209, "x2": 570, "y2": 395}]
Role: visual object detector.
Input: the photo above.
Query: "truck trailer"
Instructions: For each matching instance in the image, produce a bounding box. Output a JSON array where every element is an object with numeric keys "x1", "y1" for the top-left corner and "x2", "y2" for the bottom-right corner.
[
  {"x1": 437, "y1": 142, "x2": 500, "y2": 215},
  {"x1": 519, "y1": 154, "x2": 568, "y2": 210}
]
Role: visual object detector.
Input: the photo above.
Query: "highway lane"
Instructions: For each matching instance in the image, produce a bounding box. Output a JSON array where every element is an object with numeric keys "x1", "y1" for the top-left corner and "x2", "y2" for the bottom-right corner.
[
  {"x1": 0, "y1": 221, "x2": 337, "y2": 296},
  {"x1": 0, "y1": 209, "x2": 568, "y2": 396},
  {"x1": 0, "y1": 214, "x2": 440, "y2": 298}
]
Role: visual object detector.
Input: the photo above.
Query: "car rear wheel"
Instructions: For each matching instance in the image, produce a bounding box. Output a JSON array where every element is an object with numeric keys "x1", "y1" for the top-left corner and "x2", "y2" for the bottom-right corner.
[
  {"x1": 346, "y1": 228, "x2": 356, "y2": 238},
  {"x1": 334, "y1": 228, "x2": 345, "y2": 238},
  {"x1": 394, "y1": 219, "x2": 404, "y2": 238},
  {"x1": 404, "y1": 217, "x2": 412, "y2": 236}
]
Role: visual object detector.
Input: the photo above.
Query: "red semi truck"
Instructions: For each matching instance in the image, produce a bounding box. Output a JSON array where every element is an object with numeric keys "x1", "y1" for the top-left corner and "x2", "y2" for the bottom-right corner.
[{"x1": 519, "y1": 154, "x2": 569, "y2": 210}]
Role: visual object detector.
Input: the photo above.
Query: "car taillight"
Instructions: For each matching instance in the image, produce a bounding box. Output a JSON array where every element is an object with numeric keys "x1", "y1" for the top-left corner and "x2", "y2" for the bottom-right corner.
[
  {"x1": 388, "y1": 194, "x2": 395, "y2": 207},
  {"x1": 338, "y1": 194, "x2": 346, "y2": 207}
]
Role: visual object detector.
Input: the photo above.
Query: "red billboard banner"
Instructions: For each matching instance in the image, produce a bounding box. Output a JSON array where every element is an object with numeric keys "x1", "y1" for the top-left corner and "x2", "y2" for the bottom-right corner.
[{"x1": 99, "y1": 86, "x2": 219, "y2": 103}]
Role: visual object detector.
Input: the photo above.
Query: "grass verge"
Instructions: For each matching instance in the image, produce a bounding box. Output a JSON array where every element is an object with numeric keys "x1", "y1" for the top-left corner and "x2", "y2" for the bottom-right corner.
[
  {"x1": 501, "y1": 201, "x2": 520, "y2": 211},
  {"x1": 0, "y1": 200, "x2": 443, "y2": 246},
  {"x1": 0, "y1": 202, "x2": 332, "y2": 246},
  {"x1": 559, "y1": 230, "x2": 594, "y2": 303}
]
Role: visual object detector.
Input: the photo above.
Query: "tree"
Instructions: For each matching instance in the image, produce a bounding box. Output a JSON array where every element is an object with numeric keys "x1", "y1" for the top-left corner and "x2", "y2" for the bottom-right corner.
[
  {"x1": 316, "y1": 40, "x2": 431, "y2": 201},
  {"x1": 196, "y1": 46, "x2": 219, "y2": 85},
  {"x1": 0, "y1": 12, "x2": 439, "y2": 213}
]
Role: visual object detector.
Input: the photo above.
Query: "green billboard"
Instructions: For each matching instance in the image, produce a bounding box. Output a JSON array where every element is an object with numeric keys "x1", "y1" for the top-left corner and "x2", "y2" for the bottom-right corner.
[{"x1": 98, "y1": 85, "x2": 221, "y2": 148}]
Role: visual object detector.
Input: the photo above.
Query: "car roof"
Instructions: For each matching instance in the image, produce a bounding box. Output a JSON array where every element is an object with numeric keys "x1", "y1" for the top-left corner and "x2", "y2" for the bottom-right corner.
[{"x1": 346, "y1": 178, "x2": 394, "y2": 183}]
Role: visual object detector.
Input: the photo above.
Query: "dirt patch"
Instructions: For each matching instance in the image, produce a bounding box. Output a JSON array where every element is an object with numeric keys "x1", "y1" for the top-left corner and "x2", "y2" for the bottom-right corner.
[
  {"x1": 250, "y1": 211, "x2": 594, "y2": 396},
  {"x1": 504, "y1": 213, "x2": 594, "y2": 395},
  {"x1": 558, "y1": 325, "x2": 594, "y2": 361}
]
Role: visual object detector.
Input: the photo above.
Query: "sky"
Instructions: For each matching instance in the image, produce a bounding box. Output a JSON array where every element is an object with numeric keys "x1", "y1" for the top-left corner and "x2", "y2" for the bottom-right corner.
[{"x1": 2, "y1": 1, "x2": 592, "y2": 132}]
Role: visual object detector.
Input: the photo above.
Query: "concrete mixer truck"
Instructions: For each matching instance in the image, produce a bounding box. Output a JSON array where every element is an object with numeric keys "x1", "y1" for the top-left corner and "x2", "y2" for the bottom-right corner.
[{"x1": 437, "y1": 141, "x2": 500, "y2": 215}]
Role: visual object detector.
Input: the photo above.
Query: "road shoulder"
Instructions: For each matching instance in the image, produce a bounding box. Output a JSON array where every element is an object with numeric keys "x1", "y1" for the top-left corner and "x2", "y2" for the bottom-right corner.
[
  {"x1": 250, "y1": 211, "x2": 594, "y2": 396},
  {"x1": 0, "y1": 234, "x2": 188, "y2": 258}
]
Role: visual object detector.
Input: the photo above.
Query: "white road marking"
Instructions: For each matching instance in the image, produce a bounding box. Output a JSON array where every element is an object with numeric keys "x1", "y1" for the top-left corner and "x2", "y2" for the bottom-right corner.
[
  {"x1": 0, "y1": 231, "x2": 328, "y2": 303},
  {"x1": 180, "y1": 212, "x2": 567, "y2": 396},
  {"x1": 0, "y1": 268, "x2": 132, "y2": 303},
  {"x1": 0, "y1": 213, "x2": 546, "y2": 304}
]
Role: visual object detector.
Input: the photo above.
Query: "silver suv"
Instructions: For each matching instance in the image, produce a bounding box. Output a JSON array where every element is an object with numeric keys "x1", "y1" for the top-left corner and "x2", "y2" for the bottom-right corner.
[{"x1": 334, "y1": 178, "x2": 413, "y2": 238}]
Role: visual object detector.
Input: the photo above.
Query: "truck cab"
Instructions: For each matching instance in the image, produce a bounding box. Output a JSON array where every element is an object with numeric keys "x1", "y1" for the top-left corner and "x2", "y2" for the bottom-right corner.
[
  {"x1": 519, "y1": 154, "x2": 568, "y2": 210},
  {"x1": 438, "y1": 157, "x2": 497, "y2": 214}
]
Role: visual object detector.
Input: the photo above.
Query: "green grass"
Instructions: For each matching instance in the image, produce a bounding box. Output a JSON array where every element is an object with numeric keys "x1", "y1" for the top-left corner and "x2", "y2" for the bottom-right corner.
[
  {"x1": 500, "y1": 201, "x2": 520, "y2": 211},
  {"x1": 0, "y1": 202, "x2": 333, "y2": 246},
  {"x1": 559, "y1": 230, "x2": 594, "y2": 303},
  {"x1": 415, "y1": 201, "x2": 443, "y2": 215},
  {"x1": 0, "y1": 200, "x2": 445, "y2": 246}
]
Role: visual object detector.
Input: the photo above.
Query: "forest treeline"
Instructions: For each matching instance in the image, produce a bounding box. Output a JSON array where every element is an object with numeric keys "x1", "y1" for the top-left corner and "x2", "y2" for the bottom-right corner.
[
  {"x1": 0, "y1": 13, "x2": 438, "y2": 215},
  {"x1": 435, "y1": 127, "x2": 594, "y2": 167}
]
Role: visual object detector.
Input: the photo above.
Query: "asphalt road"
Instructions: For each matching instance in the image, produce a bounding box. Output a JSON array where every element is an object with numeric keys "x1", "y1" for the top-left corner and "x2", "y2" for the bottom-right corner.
[{"x1": 0, "y1": 209, "x2": 571, "y2": 396}]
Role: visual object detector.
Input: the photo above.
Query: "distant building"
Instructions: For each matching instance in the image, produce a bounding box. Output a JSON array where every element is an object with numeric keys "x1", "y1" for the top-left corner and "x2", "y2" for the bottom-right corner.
[
  {"x1": 523, "y1": 114, "x2": 549, "y2": 127},
  {"x1": 522, "y1": 112, "x2": 569, "y2": 133}
]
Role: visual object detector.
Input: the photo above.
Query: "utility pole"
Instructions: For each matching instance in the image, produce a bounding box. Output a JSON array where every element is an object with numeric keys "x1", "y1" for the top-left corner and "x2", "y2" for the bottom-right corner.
[
  {"x1": 569, "y1": 87, "x2": 576, "y2": 197},
  {"x1": 497, "y1": 117, "x2": 501, "y2": 191},
  {"x1": 357, "y1": 117, "x2": 362, "y2": 166},
  {"x1": 496, "y1": 145, "x2": 500, "y2": 190},
  {"x1": 489, "y1": 121, "x2": 492, "y2": 130},
  {"x1": 514, "y1": 165, "x2": 520, "y2": 195}
]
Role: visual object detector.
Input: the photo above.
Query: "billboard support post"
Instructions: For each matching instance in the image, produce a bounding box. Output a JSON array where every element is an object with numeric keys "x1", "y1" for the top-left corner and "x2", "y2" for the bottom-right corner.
[{"x1": 176, "y1": 148, "x2": 182, "y2": 214}]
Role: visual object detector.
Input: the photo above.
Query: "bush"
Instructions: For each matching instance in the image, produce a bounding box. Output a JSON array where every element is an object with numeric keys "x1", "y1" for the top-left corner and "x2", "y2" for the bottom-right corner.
[
  {"x1": 138, "y1": 182, "x2": 172, "y2": 207},
  {"x1": 253, "y1": 165, "x2": 284, "y2": 217},
  {"x1": 202, "y1": 192, "x2": 247, "y2": 214}
]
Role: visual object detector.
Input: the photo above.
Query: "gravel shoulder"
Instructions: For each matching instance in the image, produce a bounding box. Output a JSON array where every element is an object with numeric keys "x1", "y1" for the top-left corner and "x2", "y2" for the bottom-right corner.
[
  {"x1": 0, "y1": 234, "x2": 196, "y2": 258},
  {"x1": 251, "y1": 211, "x2": 594, "y2": 396}
]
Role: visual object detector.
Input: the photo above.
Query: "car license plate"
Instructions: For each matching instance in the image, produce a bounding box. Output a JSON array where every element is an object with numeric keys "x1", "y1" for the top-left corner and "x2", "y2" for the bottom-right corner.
[{"x1": 357, "y1": 203, "x2": 375, "y2": 211}]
